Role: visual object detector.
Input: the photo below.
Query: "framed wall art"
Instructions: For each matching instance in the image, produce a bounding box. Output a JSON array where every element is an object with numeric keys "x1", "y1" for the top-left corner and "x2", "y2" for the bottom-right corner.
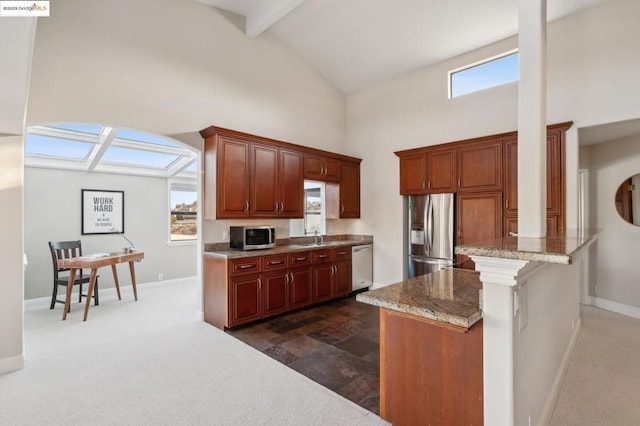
[{"x1": 81, "y1": 189, "x2": 125, "y2": 235}]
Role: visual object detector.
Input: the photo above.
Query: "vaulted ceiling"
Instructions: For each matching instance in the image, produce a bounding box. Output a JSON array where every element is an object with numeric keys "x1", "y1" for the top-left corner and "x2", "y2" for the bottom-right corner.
[{"x1": 196, "y1": 0, "x2": 606, "y2": 94}]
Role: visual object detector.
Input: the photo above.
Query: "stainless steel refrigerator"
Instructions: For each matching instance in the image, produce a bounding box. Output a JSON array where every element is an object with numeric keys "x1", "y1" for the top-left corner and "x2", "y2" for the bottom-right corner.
[{"x1": 407, "y1": 193, "x2": 455, "y2": 278}]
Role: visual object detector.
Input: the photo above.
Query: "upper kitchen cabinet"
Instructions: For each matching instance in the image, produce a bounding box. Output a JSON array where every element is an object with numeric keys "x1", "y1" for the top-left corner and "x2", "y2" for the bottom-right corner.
[
  {"x1": 250, "y1": 144, "x2": 304, "y2": 218},
  {"x1": 303, "y1": 154, "x2": 341, "y2": 182},
  {"x1": 200, "y1": 126, "x2": 361, "y2": 220},
  {"x1": 339, "y1": 161, "x2": 361, "y2": 218},
  {"x1": 399, "y1": 152, "x2": 427, "y2": 194},
  {"x1": 457, "y1": 139, "x2": 502, "y2": 192},
  {"x1": 502, "y1": 122, "x2": 571, "y2": 235},
  {"x1": 398, "y1": 149, "x2": 457, "y2": 195},
  {"x1": 205, "y1": 133, "x2": 251, "y2": 219}
]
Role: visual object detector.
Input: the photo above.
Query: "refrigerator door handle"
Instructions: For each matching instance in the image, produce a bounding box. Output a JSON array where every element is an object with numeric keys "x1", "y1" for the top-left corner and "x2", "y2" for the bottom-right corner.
[{"x1": 425, "y1": 195, "x2": 434, "y2": 257}]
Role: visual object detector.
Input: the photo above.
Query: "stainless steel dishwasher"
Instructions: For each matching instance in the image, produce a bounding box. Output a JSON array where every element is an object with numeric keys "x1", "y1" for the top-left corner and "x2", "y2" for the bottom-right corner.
[{"x1": 352, "y1": 244, "x2": 373, "y2": 291}]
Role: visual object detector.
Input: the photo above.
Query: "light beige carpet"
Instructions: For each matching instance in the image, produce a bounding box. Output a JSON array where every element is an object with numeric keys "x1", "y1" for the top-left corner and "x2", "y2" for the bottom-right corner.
[
  {"x1": 549, "y1": 305, "x2": 640, "y2": 425},
  {"x1": 1, "y1": 279, "x2": 388, "y2": 425}
]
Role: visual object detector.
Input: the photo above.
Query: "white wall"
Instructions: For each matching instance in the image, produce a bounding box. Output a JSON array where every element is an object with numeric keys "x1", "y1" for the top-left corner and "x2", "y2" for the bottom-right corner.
[
  {"x1": 588, "y1": 135, "x2": 640, "y2": 315},
  {"x1": 346, "y1": 0, "x2": 640, "y2": 288},
  {"x1": 24, "y1": 167, "x2": 197, "y2": 300},
  {"x1": 25, "y1": 0, "x2": 348, "y2": 254},
  {"x1": 1, "y1": 0, "x2": 346, "y2": 371}
]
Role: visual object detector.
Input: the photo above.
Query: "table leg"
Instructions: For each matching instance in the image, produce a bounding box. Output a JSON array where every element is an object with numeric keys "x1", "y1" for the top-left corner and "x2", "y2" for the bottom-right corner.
[
  {"x1": 129, "y1": 261, "x2": 138, "y2": 301},
  {"x1": 62, "y1": 268, "x2": 77, "y2": 320},
  {"x1": 83, "y1": 269, "x2": 98, "y2": 321},
  {"x1": 111, "y1": 264, "x2": 122, "y2": 300}
]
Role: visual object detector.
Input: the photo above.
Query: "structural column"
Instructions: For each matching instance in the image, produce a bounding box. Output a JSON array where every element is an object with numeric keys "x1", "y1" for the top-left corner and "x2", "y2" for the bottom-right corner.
[
  {"x1": 517, "y1": 0, "x2": 547, "y2": 237},
  {"x1": 471, "y1": 256, "x2": 537, "y2": 426}
]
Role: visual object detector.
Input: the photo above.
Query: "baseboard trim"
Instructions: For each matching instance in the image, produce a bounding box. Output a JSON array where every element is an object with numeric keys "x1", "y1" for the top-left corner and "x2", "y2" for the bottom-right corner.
[
  {"x1": 0, "y1": 353, "x2": 24, "y2": 374},
  {"x1": 539, "y1": 317, "x2": 582, "y2": 426},
  {"x1": 593, "y1": 297, "x2": 640, "y2": 320}
]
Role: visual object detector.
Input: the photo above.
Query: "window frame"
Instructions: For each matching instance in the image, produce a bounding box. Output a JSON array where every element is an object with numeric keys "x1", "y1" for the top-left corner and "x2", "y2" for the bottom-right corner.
[
  {"x1": 448, "y1": 49, "x2": 519, "y2": 99},
  {"x1": 168, "y1": 180, "x2": 198, "y2": 245}
]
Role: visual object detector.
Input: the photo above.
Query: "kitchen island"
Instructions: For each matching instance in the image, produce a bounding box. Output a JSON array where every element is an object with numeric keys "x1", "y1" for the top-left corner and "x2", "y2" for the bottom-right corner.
[
  {"x1": 454, "y1": 229, "x2": 598, "y2": 426},
  {"x1": 357, "y1": 229, "x2": 598, "y2": 426},
  {"x1": 357, "y1": 268, "x2": 484, "y2": 426}
]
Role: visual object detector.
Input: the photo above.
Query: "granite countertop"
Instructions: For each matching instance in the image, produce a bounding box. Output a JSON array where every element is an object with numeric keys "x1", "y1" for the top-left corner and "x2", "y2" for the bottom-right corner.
[
  {"x1": 455, "y1": 228, "x2": 600, "y2": 265},
  {"x1": 204, "y1": 235, "x2": 373, "y2": 259},
  {"x1": 356, "y1": 268, "x2": 482, "y2": 329}
]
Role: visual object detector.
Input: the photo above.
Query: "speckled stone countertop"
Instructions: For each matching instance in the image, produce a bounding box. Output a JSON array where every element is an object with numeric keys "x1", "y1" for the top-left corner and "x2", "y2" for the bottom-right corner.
[
  {"x1": 356, "y1": 268, "x2": 482, "y2": 329},
  {"x1": 204, "y1": 234, "x2": 373, "y2": 259},
  {"x1": 455, "y1": 229, "x2": 600, "y2": 265}
]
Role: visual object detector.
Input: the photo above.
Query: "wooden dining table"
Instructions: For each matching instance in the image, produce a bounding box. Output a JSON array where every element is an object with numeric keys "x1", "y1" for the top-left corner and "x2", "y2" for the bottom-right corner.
[{"x1": 57, "y1": 251, "x2": 144, "y2": 321}]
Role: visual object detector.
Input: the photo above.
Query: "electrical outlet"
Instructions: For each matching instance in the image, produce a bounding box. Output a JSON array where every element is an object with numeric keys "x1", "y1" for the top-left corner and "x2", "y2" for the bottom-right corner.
[
  {"x1": 222, "y1": 229, "x2": 229, "y2": 241},
  {"x1": 158, "y1": 273, "x2": 164, "y2": 281}
]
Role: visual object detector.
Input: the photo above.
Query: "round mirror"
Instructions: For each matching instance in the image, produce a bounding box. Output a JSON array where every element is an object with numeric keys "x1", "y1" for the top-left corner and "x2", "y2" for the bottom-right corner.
[{"x1": 615, "y1": 174, "x2": 640, "y2": 225}]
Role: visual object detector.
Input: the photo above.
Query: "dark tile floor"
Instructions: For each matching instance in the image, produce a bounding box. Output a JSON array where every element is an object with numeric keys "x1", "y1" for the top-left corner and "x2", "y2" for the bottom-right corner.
[{"x1": 226, "y1": 295, "x2": 381, "y2": 414}]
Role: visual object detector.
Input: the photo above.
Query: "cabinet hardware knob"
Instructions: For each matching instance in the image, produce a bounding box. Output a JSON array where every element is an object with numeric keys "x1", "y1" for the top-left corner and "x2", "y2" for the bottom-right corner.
[
  {"x1": 239, "y1": 264, "x2": 253, "y2": 269},
  {"x1": 422, "y1": 181, "x2": 426, "y2": 189},
  {"x1": 318, "y1": 254, "x2": 328, "y2": 258},
  {"x1": 458, "y1": 179, "x2": 461, "y2": 188},
  {"x1": 274, "y1": 202, "x2": 279, "y2": 212},
  {"x1": 428, "y1": 180, "x2": 431, "y2": 189},
  {"x1": 284, "y1": 274, "x2": 289, "y2": 285},
  {"x1": 295, "y1": 257, "x2": 307, "y2": 261},
  {"x1": 280, "y1": 202, "x2": 284, "y2": 213},
  {"x1": 258, "y1": 278, "x2": 262, "y2": 289},
  {"x1": 341, "y1": 205, "x2": 345, "y2": 214},
  {"x1": 289, "y1": 272, "x2": 294, "y2": 284},
  {"x1": 244, "y1": 201, "x2": 249, "y2": 212}
]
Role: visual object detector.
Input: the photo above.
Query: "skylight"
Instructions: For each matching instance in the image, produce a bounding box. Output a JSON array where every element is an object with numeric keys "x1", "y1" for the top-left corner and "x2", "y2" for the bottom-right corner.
[
  {"x1": 25, "y1": 134, "x2": 94, "y2": 160},
  {"x1": 449, "y1": 50, "x2": 519, "y2": 98},
  {"x1": 25, "y1": 124, "x2": 197, "y2": 179}
]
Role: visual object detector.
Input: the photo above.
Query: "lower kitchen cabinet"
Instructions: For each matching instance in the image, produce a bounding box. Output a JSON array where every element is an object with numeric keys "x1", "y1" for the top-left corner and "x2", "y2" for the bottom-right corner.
[
  {"x1": 204, "y1": 246, "x2": 353, "y2": 330},
  {"x1": 230, "y1": 274, "x2": 262, "y2": 326}
]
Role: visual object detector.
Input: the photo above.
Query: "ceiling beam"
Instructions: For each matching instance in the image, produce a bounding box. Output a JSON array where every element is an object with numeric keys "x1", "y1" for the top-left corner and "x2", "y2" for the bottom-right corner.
[{"x1": 245, "y1": 0, "x2": 305, "y2": 38}]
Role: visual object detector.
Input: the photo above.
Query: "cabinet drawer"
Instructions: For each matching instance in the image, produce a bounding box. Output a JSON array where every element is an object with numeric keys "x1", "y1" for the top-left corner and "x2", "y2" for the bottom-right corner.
[
  {"x1": 312, "y1": 248, "x2": 334, "y2": 263},
  {"x1": 229, "y1": 257, "x2": 261, "y2": 275},
  {"x1": 262, "y1": 254, "x2": 288, "y2": 271},
  {"x1": 333, "y1": 246, "x2": 352, "y2": 260},
  {"x1": 289, "y1": 251, "x2": 312, "y2": 266}
]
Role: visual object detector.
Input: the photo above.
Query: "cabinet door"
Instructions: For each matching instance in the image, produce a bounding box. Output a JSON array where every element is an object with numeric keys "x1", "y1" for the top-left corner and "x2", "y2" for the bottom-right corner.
[
  {"x1": 278, "y1": 149, "x2": 304, "y2": 218},
  {"x1": 457, "y1": 140, "x2": 502, "y2": 192},
  {"x1": 333, "y1": 261, "x2": 352, "y2": 297},
  {"x1": 251, "y1": 143, "x2": 279, "y2": 217},
  {"x1": 289, "y1": 266, "x2": 313, "y2": 309},
  {"x1": 303, "y1": 154, "x2": 341, "y2": 182},
  {"x1": 503, "y1": 129, "x2": 565, "y2": 233},
  {"x1": 312, "y1": 263, "x2": 334, "y2": 303},
  {"x1": 262, "y1": 271, "x2": 289, "y2": 318},
  {"x1": 340, "y1": 161, "x2": 361, "y2": 218},
  {"x1": 457, "y1": 192, "x2": 503, "y2": 265},
  {"x1": 399, "y1": 153, "x2": 427, "y2": 195},
  {"x1": 503, "y1": 137, "x2": 518, "y2": 215},
  {"x1": 230, "y1": 274, "x2": 261, "y2": 327},
  {"x1": 504, "y1": 214, "x2": 559, "y2": 237},
  {"x1": 216, "y1": 136, "x2": 251, "y2": 218},
  {"x1": 426, "y1": 149, "x2": 456, "y2": 193}
]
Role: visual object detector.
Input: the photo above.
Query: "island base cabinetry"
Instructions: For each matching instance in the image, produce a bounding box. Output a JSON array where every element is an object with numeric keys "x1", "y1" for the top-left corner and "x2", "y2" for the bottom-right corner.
[{"x1": 380, "y1": 309, "x2": 483, "y2": 426}]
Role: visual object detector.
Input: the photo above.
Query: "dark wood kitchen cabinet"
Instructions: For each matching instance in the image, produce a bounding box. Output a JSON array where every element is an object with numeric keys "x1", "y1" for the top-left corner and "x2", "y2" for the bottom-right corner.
[
  {"x1": 250, "y1": 144, "x2": 304, "y2": 218},
  {"x1": 208, "y1": 134, "x2": 251, "y2": 219},
  {"x1": 312, "y1": 247, "x2": 352, "y2": 302},
  {"x1": 395, "y1": 122, "x2": 571, "y2": 244},
  {"x1": 457, "y1": 139, "x2": 502, "y2": 192},
  {"x1": 201, "y1": 126, "x2": 361, "y2": 220},
  {"x1": 456, "y1": 191, "x2": 503, "y2": 265},
  {"x1": 204, "y1": 245, "x2": 354, "y2": 330},
  {"x1": 339, "y1": 161, "x2": 361, "y2": 218},
  {"x1": 503, "y1": 122, "x2": 569, "y2": 236},
  {"x1": 303, "y1": 154, "x2": 341, "y2": 182},
  {"x1": 398, "y1": 149, "x2": 456, "y2": 194}
]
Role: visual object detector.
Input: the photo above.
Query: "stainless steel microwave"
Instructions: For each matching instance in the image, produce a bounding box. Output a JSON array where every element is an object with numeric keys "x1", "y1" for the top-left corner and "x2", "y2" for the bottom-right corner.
[{"x1": 229, "y1": 226, "x2": 276, "y2": 250}]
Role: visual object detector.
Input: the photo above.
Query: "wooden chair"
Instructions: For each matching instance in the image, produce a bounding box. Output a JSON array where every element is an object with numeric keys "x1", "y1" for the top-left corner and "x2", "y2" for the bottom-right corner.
[{"x1": 48, "y1": 240, "x2": 99, "y2": 311}]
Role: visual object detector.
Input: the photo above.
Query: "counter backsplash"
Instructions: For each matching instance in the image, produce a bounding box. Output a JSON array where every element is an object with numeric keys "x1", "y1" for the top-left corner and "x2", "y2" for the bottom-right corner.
[{"x1": 204, "y1": 234, "x2": 373, "y2": 252}]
